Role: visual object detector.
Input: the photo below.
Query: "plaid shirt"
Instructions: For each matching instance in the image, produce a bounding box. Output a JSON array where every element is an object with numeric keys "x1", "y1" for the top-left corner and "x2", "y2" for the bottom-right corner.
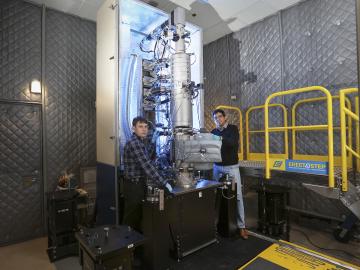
[{"x1": 124, "y1": 133, "x2": 166, "y2": 187}]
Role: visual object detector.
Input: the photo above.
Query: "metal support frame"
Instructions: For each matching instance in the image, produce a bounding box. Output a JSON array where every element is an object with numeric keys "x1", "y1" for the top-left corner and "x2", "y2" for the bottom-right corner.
[
  {"x1": 292, "y1": 96, "x2": 353, "y2": 167},
  {"x1": 339, "y1": 88, "x2": 359, "y2": 191},
  {"x1": 356, "y1": 96, "x2": 360, "y2": 172},
  {"x1": 245, "y1": 104, "x2": 288, "y2": 161}
]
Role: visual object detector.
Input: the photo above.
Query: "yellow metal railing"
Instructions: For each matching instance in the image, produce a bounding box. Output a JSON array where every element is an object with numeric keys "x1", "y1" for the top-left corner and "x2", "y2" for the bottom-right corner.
[
  {"x1": 340, "y1": 88, "x2": 360, "y2": 191},
  {"x1": 356, "y1": 96, "x2": 360, "y2": 173},
  {"x1": 216, "y1": 105, "x2": 244, "y2": 160},
  {"x1": 292, "y1": 96, "x2": 353, "y2": 167},
  {"x1": 246, "y1": 104, "x2": 288, "y2": 160},
  {"x1": 265, "y1": 86, "x2": 334, "y2": 188}
]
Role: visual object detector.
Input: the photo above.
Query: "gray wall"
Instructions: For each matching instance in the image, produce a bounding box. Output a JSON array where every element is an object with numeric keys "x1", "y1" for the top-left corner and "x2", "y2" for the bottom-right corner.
[
  {"x1": 45, "y1": 9, "x2": 96, "y2": 191},
  {"x1": 0, "y1": 0, "x2": 42, "y2": 102},
  {"x1": 0, "y1": 0, "x2": 96, "y2": 244},
  {"x1": 205, "y1": 0, "x2": 357, "y2": 114},
  {"x1": 204, "y1": 0, "x2": 357, "y2": 219}
]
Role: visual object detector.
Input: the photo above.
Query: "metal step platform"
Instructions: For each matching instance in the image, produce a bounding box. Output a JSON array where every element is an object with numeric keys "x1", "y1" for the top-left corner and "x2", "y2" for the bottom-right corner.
[{"x1": 239, "y1": 160, "x2": 360, "y2": 221}]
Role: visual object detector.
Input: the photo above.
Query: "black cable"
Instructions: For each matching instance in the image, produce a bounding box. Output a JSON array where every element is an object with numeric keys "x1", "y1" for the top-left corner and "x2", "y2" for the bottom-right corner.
[
  {"x1": 161, "y1": 40, "x2": 167, "y2": 59},
  {"x1": 153, "y1": 40, "x2": 158, "y2": 59},
  {"x1": 139, "y1": 40, "x2": 153, "y2": 53},
  {"x1": 292, "y1": 228, "x2": 360, "y2": 261}
]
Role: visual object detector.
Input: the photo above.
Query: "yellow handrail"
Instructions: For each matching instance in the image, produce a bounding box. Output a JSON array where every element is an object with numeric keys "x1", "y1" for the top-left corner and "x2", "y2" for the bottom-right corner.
[
  {"x1": 215, "y1": 105, "x2": 244, "y2": 160},
  {"x1": 265, "y1": 86, "x2": 334, "y2": 188},
  {"x1": 291, "y1": 96, "x2": 352, "y2": 167},
  {"x1": 246, "y1": 104, "x2": 288, "y2": 160},
  {"x1": 340, "y1": 88, "x2": 359, "y2": 191},
  {"x1": 356, "y1": 96, "x2": 360, "y2": 172}
]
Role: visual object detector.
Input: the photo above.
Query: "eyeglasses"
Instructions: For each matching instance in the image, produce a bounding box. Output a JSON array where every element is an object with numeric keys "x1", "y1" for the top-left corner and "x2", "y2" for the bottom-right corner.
[{"x1": 213, "y1": 115, "x2": 224, "y2": 120}]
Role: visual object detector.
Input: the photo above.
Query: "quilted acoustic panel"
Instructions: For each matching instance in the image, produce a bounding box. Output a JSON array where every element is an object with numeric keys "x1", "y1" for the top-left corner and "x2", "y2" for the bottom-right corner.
[
  {"x1": 233, "y1": 14, "x2": 282, "y2": 111},
  {"x1": 0, "y1": 0, "x2": 42, "y2": 245},
  {"x1": 45, "y1": 9, "x2": 96, "y2": 191},
  {"x1": 0, "y1": 0, "x2": 41, "y2": 102},
  {"x1": 204, "y1": 35, "x2": 243, "y2": 132},
  {"x1": 282, "y1": 0, "x2": 357, "y2": 156},
  {"x1": 314, "y1": 0, "x2": 357, "y2": 91},
  {"x1": 228, "y1": 35, "x2": 242, "y2": 109},
  {"x1": 282, "y1": 0, "x2": 318, "y2": 103},
  {"x1": 204, "y1": 36, "x2": 231, "y2": 132},
  {"x1": 233, "y1": 15, "x2": 283, "y2": 154},
  {"x1": 0, "y1": 103, "x2": 42, "y2": 244}
]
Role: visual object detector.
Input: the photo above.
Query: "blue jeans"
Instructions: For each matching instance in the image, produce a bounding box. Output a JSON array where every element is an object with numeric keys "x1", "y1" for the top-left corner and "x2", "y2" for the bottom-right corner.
[{"x1": 213, "y1": 163, "x2": 245, "y2": 228}]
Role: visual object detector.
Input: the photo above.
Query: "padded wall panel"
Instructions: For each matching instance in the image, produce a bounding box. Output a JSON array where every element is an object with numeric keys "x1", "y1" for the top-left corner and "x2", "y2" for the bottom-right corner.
[
  {"x1": 233, "y1": 15, "x2": 282, "y2": 110},
  {"x1": 45, "y1": 9, "x2": 96, "y2": 191},
  {"x1": 0, "y1": 0, "x2": 43, "y2": 244},
  {"x1": 0, "y1": 103, "x2": 42, "y2": 244},
  {"x1": 282, "y1": 0, "x2": 317, "y2": 98},
  {"x1": 233, "y1": 15, "x2": 283, "y2": 154},
  {"x1": 282, "y1": 0, "x2": 356, "y2": 156},
  {"x1": 204, "y1": 36, "x2": 231, "y2": 132},
  {"x1": 314, "y1": 0, "x2": 357, "y2": 90},
  {"x1": 0, "y1": 1, "x2": 97, "y2": 244},
  {"x1": 0, "y1": 0, "x2": 41, "y2": 102}
]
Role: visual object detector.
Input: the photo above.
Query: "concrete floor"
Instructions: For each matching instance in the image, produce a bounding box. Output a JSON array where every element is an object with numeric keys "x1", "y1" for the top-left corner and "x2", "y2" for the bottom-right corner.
[
  {"x1": 0, "y1": 237, "x2": 80, "y2": 270},
  {"x1": 1, "y1": 191, "x2": 359, "y2": 269}
]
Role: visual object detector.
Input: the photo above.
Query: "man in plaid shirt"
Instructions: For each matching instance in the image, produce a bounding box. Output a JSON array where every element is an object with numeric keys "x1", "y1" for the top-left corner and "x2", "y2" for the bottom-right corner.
[{"x1": 122, "y1": 116, "x2": 173, "y2": 231}]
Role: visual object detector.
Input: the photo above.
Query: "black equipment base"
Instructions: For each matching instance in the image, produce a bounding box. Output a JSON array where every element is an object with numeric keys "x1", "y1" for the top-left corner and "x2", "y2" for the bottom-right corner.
[
  {"x1": 255, "y1": 184, "x2": 290, "y2": 240},
  {"x1": 47, "y1": 190, "x2": 87, "y2": 262},
  {"x1": 217, "y1": 183, "x2": 238, "y2": 237},
  {"x1": 75, "y1": 225, "x2": 145, "y2": 270},
  {"x1": 142, "y1": 180, "x2": 222, "y2": 270}
]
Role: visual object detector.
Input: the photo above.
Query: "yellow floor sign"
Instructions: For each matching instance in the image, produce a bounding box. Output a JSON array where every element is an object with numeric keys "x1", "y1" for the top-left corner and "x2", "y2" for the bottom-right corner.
[{"x1": 239, "y1": 241, "x2": 360, "y2": 270}]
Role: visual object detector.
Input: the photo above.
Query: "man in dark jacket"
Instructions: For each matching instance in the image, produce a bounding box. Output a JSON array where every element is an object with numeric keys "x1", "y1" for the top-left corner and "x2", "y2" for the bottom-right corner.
[
  {"x1": 211, "y1": 109, "x2": 248, "y2": 239},
  {"x1": 123, "y1": 116, "x2": 173, "y2": 231}
]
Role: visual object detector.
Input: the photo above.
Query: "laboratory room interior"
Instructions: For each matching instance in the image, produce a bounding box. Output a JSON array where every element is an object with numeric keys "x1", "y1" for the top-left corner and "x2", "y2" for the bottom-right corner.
[{"x1": 0, "y1": 0, "x2": 360, "y2": 269}]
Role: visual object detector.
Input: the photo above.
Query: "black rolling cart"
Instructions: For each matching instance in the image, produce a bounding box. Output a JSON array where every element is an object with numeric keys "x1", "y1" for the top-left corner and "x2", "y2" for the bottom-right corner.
[{"x1": 75, "y1": 225, "x2": 146, "y2": 270}]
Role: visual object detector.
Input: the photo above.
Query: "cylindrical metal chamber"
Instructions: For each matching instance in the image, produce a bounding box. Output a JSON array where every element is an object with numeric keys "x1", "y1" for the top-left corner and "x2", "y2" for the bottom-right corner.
[{"x1": 171, "y1": 52, "x2": 192, "y2": 129}]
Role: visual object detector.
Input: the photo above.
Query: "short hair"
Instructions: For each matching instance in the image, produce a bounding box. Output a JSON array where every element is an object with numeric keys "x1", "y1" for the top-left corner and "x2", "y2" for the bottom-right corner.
[
  {"x1": 132, "y1": 116, "x2": 148, "y2": 127},
  {"x1": 212, "y1": 109, "x2": 226, "y2": 117}
]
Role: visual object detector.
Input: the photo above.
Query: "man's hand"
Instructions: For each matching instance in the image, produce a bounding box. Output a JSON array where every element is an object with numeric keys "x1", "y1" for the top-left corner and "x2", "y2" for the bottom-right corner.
[
  {"x1": 212, "y1": 134, "x2": 222, "y2": 141},
  {"x1": 164, "y1": 180, "x2": 175, "y2": 198},
  {"x1": 167, "y1": 180, "x2": 176, "y2": 189},
  {"x1": 165, "y1": 182, "x2": 173, "y2": 192}
]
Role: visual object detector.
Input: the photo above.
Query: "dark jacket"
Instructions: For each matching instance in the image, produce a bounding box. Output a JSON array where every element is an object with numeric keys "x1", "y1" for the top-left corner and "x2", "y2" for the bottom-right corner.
[{"x1": 211, "y1": 124, "x2": 239, "y2": 166}]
